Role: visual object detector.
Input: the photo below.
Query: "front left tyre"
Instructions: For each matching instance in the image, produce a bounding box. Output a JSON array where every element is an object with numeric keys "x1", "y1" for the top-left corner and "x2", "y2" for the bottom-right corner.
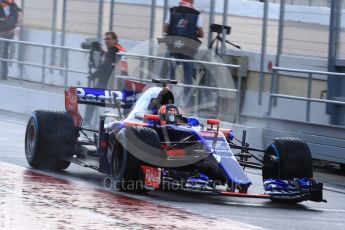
[
  {"x1": 109, "y1": 126, "x2": 165, "y2": 192},
  {"x1": 25, "y1": 110, "x2": 78, "y2": 170}
]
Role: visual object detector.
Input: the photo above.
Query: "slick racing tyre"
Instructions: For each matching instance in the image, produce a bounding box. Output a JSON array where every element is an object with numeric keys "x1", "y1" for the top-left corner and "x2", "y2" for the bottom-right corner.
[
  {"x1": 110, "y1": 126, "x2": 164, "y2": 192},
  {"x1": 25, "y1": 111, "x2": 78, "y2": 170},
  {"x1": 263, "y1": 138, "x2": 313, "y2": 180}
]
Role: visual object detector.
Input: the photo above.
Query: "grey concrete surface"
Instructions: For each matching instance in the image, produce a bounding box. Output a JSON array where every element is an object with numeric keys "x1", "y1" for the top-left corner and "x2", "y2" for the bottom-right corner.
[{"x1": 0, "y1": 110, "x2": 345, "y2": 229}]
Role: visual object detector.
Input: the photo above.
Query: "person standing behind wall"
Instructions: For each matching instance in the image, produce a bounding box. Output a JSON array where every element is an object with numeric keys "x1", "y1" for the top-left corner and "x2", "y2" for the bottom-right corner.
[
  {"x1": 163, "y1": 0, "x2": 204, "y2": 99},
  {"x1": 0, "y1": 0, "x2": 21, "y2": 81},
  {"x1": 88, "y1": 32, "x2": 128, "y2": 89},
  {"x1": 84, "y1": 32, "x2": 128, "y2": 126}
]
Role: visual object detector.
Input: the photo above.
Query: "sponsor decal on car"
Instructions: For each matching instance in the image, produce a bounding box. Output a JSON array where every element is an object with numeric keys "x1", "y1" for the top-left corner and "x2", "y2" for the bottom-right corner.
[{"x1": 141, "y1": 166, "x2": 161, "y2": 189}]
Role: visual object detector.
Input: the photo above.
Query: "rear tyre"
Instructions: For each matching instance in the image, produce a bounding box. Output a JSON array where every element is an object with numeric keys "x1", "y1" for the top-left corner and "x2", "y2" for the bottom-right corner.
[
  {"x1": 110, "y1": 126, "x2": 164, "y2": 192},
  {"x1": 25, "y1": 111, "x2": 78, "y2": 170}
]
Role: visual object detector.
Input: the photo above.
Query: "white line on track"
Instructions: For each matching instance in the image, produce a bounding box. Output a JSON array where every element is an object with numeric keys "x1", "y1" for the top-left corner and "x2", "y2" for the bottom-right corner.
[{"x1": 224, "y1": 201, "x2": 345, "y2": 213}]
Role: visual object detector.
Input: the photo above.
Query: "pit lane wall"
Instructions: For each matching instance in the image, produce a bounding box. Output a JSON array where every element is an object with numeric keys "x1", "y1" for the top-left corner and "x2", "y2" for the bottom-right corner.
[{"x1": 0, "y1": 84, "x2": 65, "y2": 115}]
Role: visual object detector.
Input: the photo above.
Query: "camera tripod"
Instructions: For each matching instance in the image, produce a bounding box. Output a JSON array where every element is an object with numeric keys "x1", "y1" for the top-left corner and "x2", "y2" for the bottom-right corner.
[{"x1": 209, "y1": 32, "x2": 241, "y2": 55}]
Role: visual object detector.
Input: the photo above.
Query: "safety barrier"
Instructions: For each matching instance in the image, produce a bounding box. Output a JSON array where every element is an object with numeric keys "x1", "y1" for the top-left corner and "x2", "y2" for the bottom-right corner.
[
  {"x1": 0, "y1": 38, "x2": 89, "y2": 87},
  {"x1": 0, "y1": 38, "x2": 242, "y2": 121},
  {"x1": 268, "y1": 67, "x2": 345, "y2": 122}
]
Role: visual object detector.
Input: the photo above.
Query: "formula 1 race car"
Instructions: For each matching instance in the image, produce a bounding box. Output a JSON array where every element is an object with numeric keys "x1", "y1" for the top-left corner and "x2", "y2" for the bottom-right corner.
[{"x1": 24, "y1": 79, "x2": 326, "y2": 203}]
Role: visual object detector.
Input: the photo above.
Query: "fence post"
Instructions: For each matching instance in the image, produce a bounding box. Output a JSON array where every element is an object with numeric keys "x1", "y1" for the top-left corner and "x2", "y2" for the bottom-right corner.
[
  {"x1": 221, "y1": 0, "x2": 229, "y2": 54},
  {"x1": 50, "y1": 0, "x2": 58, "y2": 70},
  {"x1": 327, "y1": 0, "x2": 342, "y2": 125},
  {"x1": 109, "y1": 0, "x2": 115, "y2": 32},
  {"x1": 306, "y1": 73, "x2": 313, "y2": 122},
  {"x1": 41, "y1": 47, "x2": 47, "y2": 84},
  {"x1": 64, "y1": 49, "x2": 69, "y2": 87},
  {"x1": 18, "y1": 0, "x2": 26, "y2": 83},
  {"x1": 267, "y1": 69, "x2": 277, "y2": 116},
  {"x1": 274, "y1": 0, "x2": 286, "y2": 99},
  {"x1": 60, "y1": 0, "x2": 67, "y2": 75},
  {"x1": 149, "y1": 0, "x2": 156, "y2": 52},
  {"x1": 149, "y1": 0, "x2": 157, "y2": 74},
  {"x1": 259, "y1": 0, "x2": 269, "y2": 105},
  {"x1": 207, "y1": 0, "x2": 216, "y2": 48},
  {"x1": 97, "y1": 0, "x2": 105, "y2": 42},
  {"x1": 236, "y1": 73, "x2": 242, "y2": 123},
  {"x1": 163, "y1": 0, "x2": 169, "y2": 34}
]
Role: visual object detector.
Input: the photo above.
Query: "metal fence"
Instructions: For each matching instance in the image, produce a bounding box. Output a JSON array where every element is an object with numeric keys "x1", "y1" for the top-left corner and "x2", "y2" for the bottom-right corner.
[
  {"x1": 3, "y1": 0, "x2": 344, "y2": 126},
  {"x1": 0, "y1": 37, "x2": 243, "y2": 122},
  {"x1": 268, "y1": 66, "x2": 345, "y2": 122},
  {"x1": 0, "y1": 38, "x2": 89, "y2": 87},
  {"x1": 2, "y1": 38, "x2": 345, "y2": 125},
  {"x1": 16, "y1": 0, "x2": 345, "y2": 93}
]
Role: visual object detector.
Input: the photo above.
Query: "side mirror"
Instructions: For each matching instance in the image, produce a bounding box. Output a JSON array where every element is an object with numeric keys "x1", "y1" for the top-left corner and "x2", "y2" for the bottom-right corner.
[{"x1": 207, "y1": 119, "x2": 220, "y2": 126}]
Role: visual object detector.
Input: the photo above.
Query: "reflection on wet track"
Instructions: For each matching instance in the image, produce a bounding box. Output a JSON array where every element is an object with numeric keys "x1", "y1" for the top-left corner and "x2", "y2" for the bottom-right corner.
[{"x1": 0, "y1": 162, "x2": 259, "y2": 230}]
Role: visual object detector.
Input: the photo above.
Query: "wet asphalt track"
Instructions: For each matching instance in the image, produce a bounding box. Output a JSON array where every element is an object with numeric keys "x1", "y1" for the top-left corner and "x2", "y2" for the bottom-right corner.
[{"x1": 0, "y1": 110, "x2": 345, "y2": 230}]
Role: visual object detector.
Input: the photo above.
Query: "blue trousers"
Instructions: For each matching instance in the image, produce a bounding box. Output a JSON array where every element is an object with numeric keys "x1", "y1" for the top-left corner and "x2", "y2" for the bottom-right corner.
[{"x1": 169, "y1": 53, "x2": 193, "y2": 89}]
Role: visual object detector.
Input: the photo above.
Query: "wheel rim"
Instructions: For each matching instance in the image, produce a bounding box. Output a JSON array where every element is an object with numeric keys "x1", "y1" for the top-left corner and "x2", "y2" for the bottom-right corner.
[
  {"x1": 263, "y1": 145, "x2": 280, "y2": 180},
  {"x1": 25, "y1": 122, "x2": 36, "y2": 158}
]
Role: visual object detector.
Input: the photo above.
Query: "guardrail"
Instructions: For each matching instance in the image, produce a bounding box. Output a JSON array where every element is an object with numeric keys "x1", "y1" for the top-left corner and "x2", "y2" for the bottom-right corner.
[
  {"x1": 116, "y1": 52, "x2": 242, "y2": 122},
  {"x1": 0, "y1": 38, "x2": 242, "y2": 121},
  {"x1": 268, "y1": 67, "x2": 345, "y2": 122},
  {"x1": 0, "y1": 38, "x2": 89, "y2": 87},
  {"x1": 0, "y1": 38, "x2": 240, "y2": 83}
]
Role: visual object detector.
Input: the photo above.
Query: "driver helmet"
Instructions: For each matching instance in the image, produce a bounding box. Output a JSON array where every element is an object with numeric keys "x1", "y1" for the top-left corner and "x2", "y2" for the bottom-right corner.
[{"x1": 158, "y1": 104, "x2": 181, "y2": 125}]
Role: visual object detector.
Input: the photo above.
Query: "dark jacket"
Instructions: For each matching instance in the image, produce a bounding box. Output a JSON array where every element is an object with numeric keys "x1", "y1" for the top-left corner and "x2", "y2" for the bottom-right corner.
[
  {"x1": 166, "y1": 6, "x2": 201, "y2": 56},
  {"x1": 89, "y1": 45, "x2": 125, "y2": 88},
  {"x1": 168, "y1": 6, "x2": 200, "y2": 41},
  {"x1": 0, "y1": 1, "x2": 21, "y2": 33}
]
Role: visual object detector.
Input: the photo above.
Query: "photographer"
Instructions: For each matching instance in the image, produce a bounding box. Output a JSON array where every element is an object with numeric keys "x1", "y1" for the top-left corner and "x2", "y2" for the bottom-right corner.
[
  {"x1": 0, "y1": 0, "x2": 22, "y2": 80},
  {"x1": 87, "y1": 32, "x2": 127, "y2": 89},
  {"x1": 84, "y1": 32, "x2": 128, "y2": 125},
  {"x1": 163, "y1": 0, "x2": 204, "y2": 98}
]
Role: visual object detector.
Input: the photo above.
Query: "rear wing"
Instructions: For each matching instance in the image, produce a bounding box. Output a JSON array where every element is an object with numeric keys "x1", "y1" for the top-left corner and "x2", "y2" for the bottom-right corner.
[
  {"x1": 77, "y1": 80, "x2": 146, "y2": 107},
  {"x1": 76, "y1": 88, "x2": 126, "y2": 107},
  {"x1": 65, "y1": 80, "x2": 146, "y2": 126}
]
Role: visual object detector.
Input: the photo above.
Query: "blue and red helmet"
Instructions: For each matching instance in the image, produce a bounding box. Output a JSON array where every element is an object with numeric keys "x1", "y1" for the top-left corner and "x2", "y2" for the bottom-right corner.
[{"x1": 158, "y1": 104, "x2": 181, "y2": 125}]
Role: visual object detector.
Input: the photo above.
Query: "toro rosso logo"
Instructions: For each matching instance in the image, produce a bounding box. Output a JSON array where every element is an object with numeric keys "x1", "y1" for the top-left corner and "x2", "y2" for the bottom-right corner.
[{"x1": 76, "y1": 88, "x2": 124, "y2": 103}]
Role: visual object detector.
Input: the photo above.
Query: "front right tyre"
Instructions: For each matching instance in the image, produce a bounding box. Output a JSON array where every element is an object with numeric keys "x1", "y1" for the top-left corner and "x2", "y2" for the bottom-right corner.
[
  {"x1": 262, "y1": 138, "x2": 313, "y2": 203},
  {"x1": 263, "y1": 137, "x2": 313, "y2": 180}
]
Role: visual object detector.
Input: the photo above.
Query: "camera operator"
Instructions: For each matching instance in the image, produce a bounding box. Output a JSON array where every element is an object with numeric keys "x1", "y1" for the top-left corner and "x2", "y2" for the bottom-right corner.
[
  {"x1": 88, "y1": 32, "x2": 127, "y2": 88},
  {"x1": 84, "y1": 31, "x2": 128, "y2": 126},
  {"x1": 0, "y1": 0, "x2": 22, "y2": 81},
  {"x1": 163, "y1": 0, "x2": 204, "y2": 98}
]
